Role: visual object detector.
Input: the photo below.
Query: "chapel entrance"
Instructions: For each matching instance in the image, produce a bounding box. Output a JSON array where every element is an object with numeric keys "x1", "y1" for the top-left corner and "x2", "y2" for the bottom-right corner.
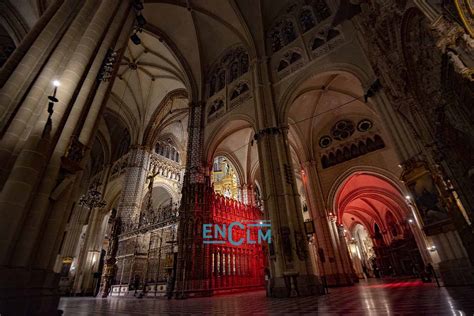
[{"x1": 334, "y1": 172, "x2": 425, "y2": 278}]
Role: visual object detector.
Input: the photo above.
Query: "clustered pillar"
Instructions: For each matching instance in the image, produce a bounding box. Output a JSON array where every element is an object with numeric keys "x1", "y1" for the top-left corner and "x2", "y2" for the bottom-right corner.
[
  {"x1": 249, "y1": 58, "x2": 320, "y2": 297},
  {"x1": 300, "y1": 160, "x2": 355, "y2": 286},
  {"x1": 0, "y1": 1, "x2": 134, "y2": 315}
]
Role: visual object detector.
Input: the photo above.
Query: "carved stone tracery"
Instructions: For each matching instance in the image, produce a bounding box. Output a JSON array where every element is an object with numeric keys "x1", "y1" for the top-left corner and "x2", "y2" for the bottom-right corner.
[{"x1": 354, "y1": 1, "x2": 474, "y2": 276}]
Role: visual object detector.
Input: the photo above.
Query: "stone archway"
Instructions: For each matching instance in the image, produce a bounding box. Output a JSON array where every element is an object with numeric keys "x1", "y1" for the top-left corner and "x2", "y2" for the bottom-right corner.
[{"x1": 334, "y1": 172, "x2": 425, "y2": 278}]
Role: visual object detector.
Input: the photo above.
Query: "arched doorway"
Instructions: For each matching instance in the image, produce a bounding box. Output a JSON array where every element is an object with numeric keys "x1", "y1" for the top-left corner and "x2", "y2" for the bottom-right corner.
[
  {"x1": 335, "y1": 172, "x2": 425, "y2": 278},
  {"x1": 143, "y1": 186, "x2": 174, "y2": 210},
  {"x1": 282, "y1": 69, "x2": 400, "y2": 286}
]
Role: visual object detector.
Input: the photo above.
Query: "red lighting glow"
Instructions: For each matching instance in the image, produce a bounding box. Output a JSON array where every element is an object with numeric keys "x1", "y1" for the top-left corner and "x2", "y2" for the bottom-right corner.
[{"x1": 366, "y1": 280, "x2": 425, "y2": 288}]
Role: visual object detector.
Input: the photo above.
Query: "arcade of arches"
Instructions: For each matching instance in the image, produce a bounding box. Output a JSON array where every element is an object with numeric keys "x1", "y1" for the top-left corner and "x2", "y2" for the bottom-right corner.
[{"x1": 0, "y1": 1, "x2": 473, "y2": 315}]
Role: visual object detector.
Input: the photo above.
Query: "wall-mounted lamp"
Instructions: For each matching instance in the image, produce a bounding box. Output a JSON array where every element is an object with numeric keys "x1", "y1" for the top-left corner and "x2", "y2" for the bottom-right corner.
[{"x1": 42, "y1": 80, "x2": 60, "y2": 137}]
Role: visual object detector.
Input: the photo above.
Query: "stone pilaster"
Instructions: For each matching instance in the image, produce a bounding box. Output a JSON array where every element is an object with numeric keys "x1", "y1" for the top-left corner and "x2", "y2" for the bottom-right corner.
[
  {"x1": 254, "y1": 127, "x2": 319, "y2": 296},
  {"x1": 250, "y1": 56, "x2": 319, "y2": 296},
  {"x1": 335, "y1": 225, "x2": 358, "y2": 283},
  {"x1": 301, "y1": 160, "x2": 353, "y2": 286}
]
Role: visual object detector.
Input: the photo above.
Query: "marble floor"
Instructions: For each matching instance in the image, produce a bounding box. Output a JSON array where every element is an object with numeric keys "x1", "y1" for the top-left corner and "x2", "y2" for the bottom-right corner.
[{"x1": 59, "y1": 279, "x2": 474, "y2": 315}]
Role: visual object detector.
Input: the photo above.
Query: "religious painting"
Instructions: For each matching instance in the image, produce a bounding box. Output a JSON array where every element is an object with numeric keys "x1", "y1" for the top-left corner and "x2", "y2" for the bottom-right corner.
[{"x1": 407, "y1": 171, "x2": 449, "y2": 227}]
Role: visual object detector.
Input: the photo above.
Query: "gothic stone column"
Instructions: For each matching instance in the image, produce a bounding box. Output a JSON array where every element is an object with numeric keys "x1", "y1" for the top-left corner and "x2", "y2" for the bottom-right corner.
[
  {"x1": 301, "y1": 160, "x2": 354, "y2": 286},
  {"x1": 101, "y1": 146, "x2": 152, "y2": 292},
  {"x1": 251, "y1": 56, "x2": 319, "y2": 297},
  {"x1": 0, "y1": 1, "x2": 132, "y2": 314},
  {"x1": 255, "y1": 128, "x2": 320, "y2": 297},
  {"x1": 175, "y1": 101, "x2": 210, "y2": 297}
]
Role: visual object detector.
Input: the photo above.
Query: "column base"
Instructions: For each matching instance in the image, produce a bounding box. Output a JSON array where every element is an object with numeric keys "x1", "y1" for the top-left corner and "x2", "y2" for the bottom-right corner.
[
  {"x1": 0, "y1": 267, "x2": 62, "y2": 316},
  {"x1": 438, "y1": 258, "x2": 474, "y2": 286},
  {"x1": 271, "y1": 274, "x2": 322, "y2": 298}
]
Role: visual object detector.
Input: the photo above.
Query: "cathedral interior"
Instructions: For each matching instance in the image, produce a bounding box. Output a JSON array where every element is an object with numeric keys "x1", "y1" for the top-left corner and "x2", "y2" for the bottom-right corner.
[{"x1": 0, "y1": 0, "x2": 473, "y2": 315}]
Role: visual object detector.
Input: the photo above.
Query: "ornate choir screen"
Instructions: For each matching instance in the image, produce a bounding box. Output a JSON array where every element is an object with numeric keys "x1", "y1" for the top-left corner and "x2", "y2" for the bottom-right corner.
[
  {"x1": 110, "y1": 203, "x2": 179, "y2": 297},
  {"x1": 107, "y1": 188, "x2": 265, "y2": 297},
  {"x1": 176, "y1": 178, "x2": 267, "y2": 297},
  {"x1": 205, "y1": 193, "x2": 266, "y2": 292}
]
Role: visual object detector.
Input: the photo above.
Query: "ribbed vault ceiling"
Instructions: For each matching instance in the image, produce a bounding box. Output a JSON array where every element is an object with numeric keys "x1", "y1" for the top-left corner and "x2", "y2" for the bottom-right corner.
[
  {"x1": 336, "y1": 173, "x2": 408, "y2": 235},
  {"x1": 107, "y1": 30, "x2": 188, "y2": 145},
  {"x1": 144, "y1": 0, "x2": 254, "y2": 97}
]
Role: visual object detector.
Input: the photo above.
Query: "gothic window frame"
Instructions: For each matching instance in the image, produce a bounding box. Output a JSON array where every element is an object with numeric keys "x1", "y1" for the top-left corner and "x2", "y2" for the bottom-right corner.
[
  {"x1": 319, "y1": 135, "x2": 332, "y2": 148},
  {"x1": 311, "y1": 36, "x2": 325, "y2": 51},
  {"x1": 228, "y1": 61, "x2": 240, "y2": 84},
  {"x1": 299, "y1": 7, "x2": 316, "y2": 33},
  {"x1": 282, "y1": 18, "x2": 297, "y2": 45},
  {"x1": 331, "y1": 119, "x2": 355, "y2": 141},
  {"x1": 207, "y1": 47, "x2": 250, "y2": 98},
  {"x1": 310, "y1": 25, "x2": 343, "y2": 57},
  {"x1": 276, "y1": 48, "x2": 303, "y2": 73},
  {"x1": 319, "y1": 134, "x2": 385, "y2": 169},
  {"x1": 229, "y1": 81, "x2": 250, "y2": 101},
  {"x1": 326, "y1": 28, "x2": 340, "y2": 42},
  {"x1": 277, "y1": 59, "x2": 290, "y2": 72},
  {"x1": 207, "y1": 98, "x2": 225, "y2": 119},
  {"x1": 267, "y1": 16, "x2": 298, "y2": 54},
  {"x1": 155, "y1": 140, "x2": 180, "y2": 163},
  {"x1": 357, "y1": 119, "x2": 373, "y2": 132},
  {"x1": 312, "y1": 0, "x2": 331, "y2": 24}
]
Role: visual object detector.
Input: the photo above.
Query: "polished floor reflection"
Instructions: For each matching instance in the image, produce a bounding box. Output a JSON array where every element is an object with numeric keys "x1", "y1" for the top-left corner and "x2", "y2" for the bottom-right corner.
[{"x1": 59, "y1": 279, "x2": 474, "y2": 315}]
